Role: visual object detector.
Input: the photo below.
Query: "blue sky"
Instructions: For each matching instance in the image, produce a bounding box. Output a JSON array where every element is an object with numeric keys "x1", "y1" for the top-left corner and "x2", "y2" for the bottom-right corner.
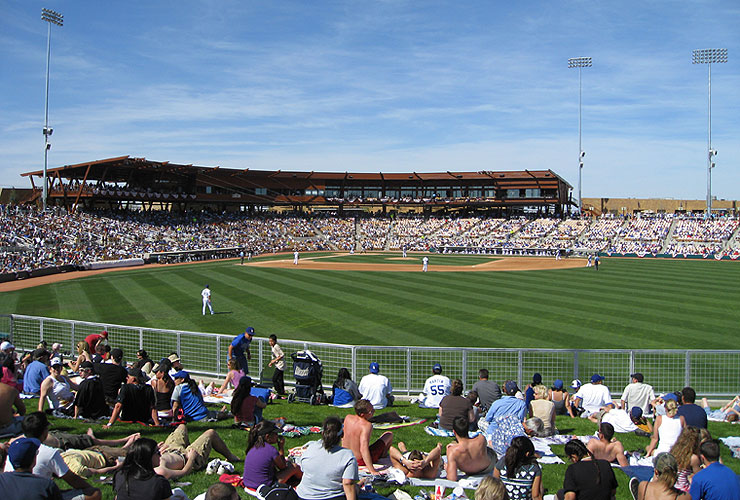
[{"x1": 1, "y1": 1, "x2": 738, "y2": 200}]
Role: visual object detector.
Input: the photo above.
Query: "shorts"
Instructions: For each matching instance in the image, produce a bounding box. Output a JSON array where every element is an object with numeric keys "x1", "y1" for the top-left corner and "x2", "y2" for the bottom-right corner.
[
  {"x1": 50, "y1": 431, "x2": 95, "y2": 450},
  {"x1": 0, "y1": 416, "x2": 24, "y2": 437},
  {"x1": 164, "y1": 425, "x2": 213, "y2": 471},
  {"x1": 356, "y1": 438, "x2": 386, "y2": 467},
  {"x1": 473, "y1": 448, "x2": 497, "y2": 476}
]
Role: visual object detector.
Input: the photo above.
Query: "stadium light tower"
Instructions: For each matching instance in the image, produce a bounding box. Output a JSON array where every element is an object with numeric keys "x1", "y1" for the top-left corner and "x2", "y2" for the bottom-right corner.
[
  {"x1": 568, "y1": 56, "x2": 591, "y2": 215},
  {"x1": 41, "y1": 8, "x2": 63, "y2": 211},
  {"x1": 693, "y1": 48, "x2": 727, "y2": 217}
]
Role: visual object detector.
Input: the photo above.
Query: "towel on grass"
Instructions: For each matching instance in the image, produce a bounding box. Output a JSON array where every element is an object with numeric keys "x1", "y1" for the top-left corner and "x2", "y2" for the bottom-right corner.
[
  {"x1": 425, "y1": 426, "x2": 480, "y2": 438},
  {"x1": 719, "y1": 437, "x2": 740, "y2": 458},
  {"x1": 374, "y1": 419, "x2": 427, "y2": 430}
]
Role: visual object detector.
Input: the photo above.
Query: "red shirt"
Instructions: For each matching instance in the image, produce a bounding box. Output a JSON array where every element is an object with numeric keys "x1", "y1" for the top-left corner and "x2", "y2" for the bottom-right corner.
[{"x1": 85, "y1": 333, "x2": 104, "y2": 352}]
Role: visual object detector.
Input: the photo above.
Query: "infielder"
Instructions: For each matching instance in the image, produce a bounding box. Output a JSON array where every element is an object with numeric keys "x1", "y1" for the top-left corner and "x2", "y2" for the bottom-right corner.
[
  {"x1": 402, "y1": 245, "x2": 407, "y2": 258},
  {"x1": 201, "y1": 285, "x2": 214, "y2": 315},
  {"x1": 293, "y1": 250, "x2": 299, "y2": 265},
  {"x1": 422, "y1": 256, "x2": 429, "y2": 272}
]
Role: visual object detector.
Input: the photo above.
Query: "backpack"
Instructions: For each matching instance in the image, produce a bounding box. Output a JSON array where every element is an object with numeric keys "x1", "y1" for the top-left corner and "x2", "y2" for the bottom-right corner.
[{"x1": 257, "y1": 483, "x2": 299, "y2": 500}]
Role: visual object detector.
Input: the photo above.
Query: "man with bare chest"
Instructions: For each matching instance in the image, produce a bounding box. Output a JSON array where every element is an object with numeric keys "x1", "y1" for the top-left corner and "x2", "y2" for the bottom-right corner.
[
  {"x1": 445, "y1": 416, "x2": 496, "y2": 481},
  {"x1": 341, "y1": 399, "x2": 393, "y2": 475},
  {"x1": 586, "y1": 422, "x2": 628, "y2": 467}
]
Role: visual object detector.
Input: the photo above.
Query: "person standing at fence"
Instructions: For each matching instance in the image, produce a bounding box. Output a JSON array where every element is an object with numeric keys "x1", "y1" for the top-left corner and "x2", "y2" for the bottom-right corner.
[
  {"x1": 268, "y1": 335, "x2": 286, "y2": 396},
  {"x1": 228, "y1": 327, "x2": 253, "y2": 374},
  {"x1": 84, "y1": 330, "x2": 108, "y2": 354},
  {"x1": 202, "y1": 285, "x2": 214, "y2": 315}
]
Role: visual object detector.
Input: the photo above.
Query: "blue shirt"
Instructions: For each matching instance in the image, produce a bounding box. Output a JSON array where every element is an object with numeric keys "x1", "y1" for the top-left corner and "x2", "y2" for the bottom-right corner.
[
  {"x1": 485, "y1": 396, "x2": 527, "y2": 423},
  {"x1": 172, "y1": 383, "x2": 208, "y2": 421},
  {"x1": 23, "y1": 360, "x2": 50, "y2": 394},
  {"x1": 677, "y1": 403, "x2": 708, "y2": 429},
  {"x1": 689, "y1": 462, "x2": 740, "y2": 500},
  {"x1": 231, "y1": 334, "x2": 252, "y2": 357}
]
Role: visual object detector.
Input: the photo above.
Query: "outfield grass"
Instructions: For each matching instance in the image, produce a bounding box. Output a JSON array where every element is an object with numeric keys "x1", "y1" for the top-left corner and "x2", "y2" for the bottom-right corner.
[
  {"x1": 3, "y1": 254, "x2": 740, "y2": 350},
  {"x1": 45, "y1": 399, "x2": 740, "y2": 500}
]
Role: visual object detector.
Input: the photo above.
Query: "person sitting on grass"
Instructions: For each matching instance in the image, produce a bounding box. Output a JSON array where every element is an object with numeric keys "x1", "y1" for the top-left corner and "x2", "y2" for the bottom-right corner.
[
  {"x1": 242, "y1": 420, "x2": 302, "y2": 489},
  {"x1": 217, "y1": 359, "x2": 246, "y2": 395},
  {"x1": 113, "y1": 437, "x2": 171, "y2": 500},
  {"x1": 669, "y1": 426, "x2": 702, "y2": 494},
  {"x1": 38, "y1": 357, "x2": 78, "y2": 415},
  {"x1": 331, "y1": 368, "x2": 362, "y2": 406},
  {"x1": 586, "y1": 422, "x2": 628, "y2": 467},
  {"x1": 446, "y1": 416, "x2": 497, "y2": 481},
  {"x1": 689, "y1": 439, "x2": 740, "y2": 499},
  {"x1": 629, "y1": 452, "x2": 690, "y2": 500},
  {"x1": 475, "y1": 476, "x2": 509, "y2": 500},
  {"x1": 73, "y1": 361, "x2": 109, "y2": 420},
  {"x1": 700, "y1": 395, "x2": 740, "y2": 422},
  {"x1": 0, "y1": 381, "x2": 25, "y2": 437},
  {"x1": 105, "y1": 367, "x2": 159, "y2": 428},
  {"x1": 493, "y1": 435, "x2": 543, "y2": 500},
  {"x1": 557, "y1": 439, "x2": 617, "y2": 500},
  {"x1": 342, "y1": 399, "x2": 393, "y2": 475},
  {"x1": 231, "y1": 376, "x2": 266, "y2": 426},
  {"x1": 0, "y1": 437, "x2": 63, "y2": 500},
  {"x1": 388, "y1": 442, "x2": 443, "y2": 479},
  {"x1": 529, "y1": 384, "x2": 555, "y2": 436},
  {"x1": 438, "y1": 378, "x2": 474, "y2": 431},
  {"x1": 71, "y1": 341, "x2": 92, "y2": 374},
  {"x1": 153, "y1": 424, "x2": 240, "y2": 480},
  {"x1": 150, "y1": 361, "x2": 175, "y2": 418},
  {"x1": 171, "y1": 370, "x2": 229, "y2": 422}
]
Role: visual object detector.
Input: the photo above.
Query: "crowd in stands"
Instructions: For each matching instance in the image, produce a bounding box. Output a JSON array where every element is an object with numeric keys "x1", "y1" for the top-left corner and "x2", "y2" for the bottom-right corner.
[
  {"x1": 3, "y1": 204, "x2": 740, "y2": 274},
  {"x1": 1, "y1": 335, "x2": 740, "y2": 500}
]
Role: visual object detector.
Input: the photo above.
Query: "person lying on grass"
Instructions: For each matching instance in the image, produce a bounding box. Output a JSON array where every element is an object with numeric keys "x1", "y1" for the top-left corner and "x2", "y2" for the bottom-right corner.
[
  {"x1": 388, "y1": 441, "x2": 443, "y2": 479},
  {"x1": 153, "y1": 424, "x2": 239, "y2": 480}
]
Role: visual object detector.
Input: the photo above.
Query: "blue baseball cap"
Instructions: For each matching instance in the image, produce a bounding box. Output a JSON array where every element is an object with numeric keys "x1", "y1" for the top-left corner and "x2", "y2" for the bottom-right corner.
[
  {"x1": 591, "y1": 374, "x2": 605, "y2": 383},
  {"x1": 172, "y1": 370, "x2": 190, "y2": 379},
  {"x1": 245, "y1": 327, "x2": 255, "y2": 335},
  {"x1": 8, "y1": 437, "x2": 41, "y2": 469},
  {"x1": 630, "y1": 406, "x2": 643, "y2": 419},
  {"x1": 505, "y1": 380, "x2": 519, "y2": 395},
  {"x1": 369, "y1": 362, "x2": 379, "y2": 374},
  {"x1": 432, "y1": 363, "x2": 442, "y2": 373},
  {"x1": 533, "y1": 373, "x2": 542, "y2": 384},
  {"x1": 553, "y1": 379, "x2": 564, "y2": 390}
]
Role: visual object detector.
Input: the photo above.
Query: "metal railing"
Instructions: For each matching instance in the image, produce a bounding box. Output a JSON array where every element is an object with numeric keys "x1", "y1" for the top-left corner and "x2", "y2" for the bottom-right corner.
[{"x1": 3, "y1": 314, "x2": 739, "y2": 397}]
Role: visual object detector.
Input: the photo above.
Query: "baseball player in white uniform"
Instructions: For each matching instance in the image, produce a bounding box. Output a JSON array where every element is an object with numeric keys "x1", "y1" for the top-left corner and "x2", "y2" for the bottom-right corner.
[
  {"x1": 201, "y1": 285, "x2": 214, "y2": 315},
  {"x1": 402, "y1": 245, "x2": 407, "y2": 258},
  {"x1": 293, "y1": 251, "x2": 299, "y2": 265},
  {"x1": 422, "y1": 256, "x2": 429, "y2": 272},
  {"x1": 419, "y1": 363, "x2": 451, "y2": 408}
]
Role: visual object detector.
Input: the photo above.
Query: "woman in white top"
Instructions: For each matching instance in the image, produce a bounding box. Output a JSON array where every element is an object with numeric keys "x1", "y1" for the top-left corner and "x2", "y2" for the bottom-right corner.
[
  {"x1": 646, "y1": 399, "x2": 685, "y2": 456},
  {"x1": 529, "y1": 385, "x2": 556, "y2": 436},
  {"x1": 38, "y1": 358, "x2": 78, "y2": 414}
]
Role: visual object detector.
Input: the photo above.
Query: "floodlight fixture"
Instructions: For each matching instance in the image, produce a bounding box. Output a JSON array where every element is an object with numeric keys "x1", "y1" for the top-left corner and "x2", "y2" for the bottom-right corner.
[
  {"x1": 692, "y1": 48, "x2": 727, "y2": 216},
  {"x1": 568, "y1": 57, "x2": 592, "y2": 214},
  {"x1": 41, "y1": 8, "x2": 63, "y2": 211}
]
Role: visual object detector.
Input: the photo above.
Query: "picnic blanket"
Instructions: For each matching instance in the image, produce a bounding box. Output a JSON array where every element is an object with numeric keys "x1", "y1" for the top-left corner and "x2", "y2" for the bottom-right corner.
[
  {"x1": 204, "y1": 394, "x2": 233, "y2": 405},
  {"x1": 719, "y1": 437, "x2": 740, "y2": 458},
  {"x1": 425, "y1": 426, "x2": 480, "y2": 438},
  {"x1": 374, "y1": 419, "x2": 427, "y2": 430}
]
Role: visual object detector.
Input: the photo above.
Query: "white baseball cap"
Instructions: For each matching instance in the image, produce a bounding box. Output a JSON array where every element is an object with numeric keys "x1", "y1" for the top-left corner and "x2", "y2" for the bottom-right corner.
[
  {"x1": 0, "y1": 341, "x2": 14, "y2": 351},
  {"x1": 50, "y1": 357, "x2": 63, "y2": 367}
]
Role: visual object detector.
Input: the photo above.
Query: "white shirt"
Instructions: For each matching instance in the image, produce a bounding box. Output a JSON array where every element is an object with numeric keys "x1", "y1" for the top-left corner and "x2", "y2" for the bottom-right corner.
[
  {"x1": 601, "y1": 409, "x2": 637, "y2": 433},
  {"x1": 201, "y1": 288, "x2": 211, "y2": 301},
  {"x1": 4, "y1": 443, "x2": 68, "y2": 479},
  {"x1": 574, "y1": 383, "x2": 613, "y2": 415},
  {"x1": 358, "y1": 373, "x2": 393, "y2": 409},
  {"x1": 271, "y1": 343, "x2": 285, "y2": 371},
  {"x1": 421, "y1": 374, "x2": 451, "y2": 408},
  {"x1": 620, "y1": 382, "x2": 655, "y2": 413},
  {"x1": 422, "y1": 257, "x2": 429, "y2": 265}
]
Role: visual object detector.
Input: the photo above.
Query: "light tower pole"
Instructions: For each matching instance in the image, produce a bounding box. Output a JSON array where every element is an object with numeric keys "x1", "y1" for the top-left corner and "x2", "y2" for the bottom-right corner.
[
  {"x1": 568, "y1": 56, "x2": 591, "y2": 215},
  {"x1": 41, "y1": 8, "x2": 63, "y2": 211},
  {"x1": 692, "y1": 48, "x2": 727, "y2": 217}
]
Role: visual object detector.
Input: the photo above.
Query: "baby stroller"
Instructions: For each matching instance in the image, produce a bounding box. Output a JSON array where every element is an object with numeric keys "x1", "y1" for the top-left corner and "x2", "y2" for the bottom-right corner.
[{"x1": 288, "y1": 350, "x2": 326, "y2": 405}]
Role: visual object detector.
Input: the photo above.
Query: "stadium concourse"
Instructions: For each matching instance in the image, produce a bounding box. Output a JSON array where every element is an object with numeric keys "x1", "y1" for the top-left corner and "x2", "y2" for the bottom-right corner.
[{"x1": 2, "y1": 204, "x2": 740, "y2": 275}]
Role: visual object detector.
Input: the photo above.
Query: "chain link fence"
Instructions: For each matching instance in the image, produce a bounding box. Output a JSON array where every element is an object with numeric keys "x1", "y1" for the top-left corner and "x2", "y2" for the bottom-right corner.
[{"x1": 3, "y1": 314, "x2": 739, "y2": 397}]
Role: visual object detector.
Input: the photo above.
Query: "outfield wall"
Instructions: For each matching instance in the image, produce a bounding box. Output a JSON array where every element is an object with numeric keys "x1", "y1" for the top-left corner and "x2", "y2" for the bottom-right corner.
[{"x1": 4, "y1": 314, "x2": 738, "y2": 397}]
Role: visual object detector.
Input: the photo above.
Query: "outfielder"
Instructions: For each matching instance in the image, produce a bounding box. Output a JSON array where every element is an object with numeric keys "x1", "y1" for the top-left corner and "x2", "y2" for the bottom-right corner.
[
  {"x1": 201, "y1": 285, "x2": 214, "y2": 315},
  {"x1": 422, "y1": 256, "x2": 429, "y2": 272}
]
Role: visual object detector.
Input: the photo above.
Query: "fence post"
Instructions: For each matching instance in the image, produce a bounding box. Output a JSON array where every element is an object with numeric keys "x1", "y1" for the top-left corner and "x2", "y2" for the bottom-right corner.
[
  {"x1": 407, "y1": 348, "x2": 412, "y2": 396},
  {"x1": 462, "y1": 349, "x2": 468, "y2": 389},
  {"x1": 40, "y1": 318, "x2": 44, "y2": 342},
  {"x1": 517, "y1": 350, "x2": 523, "y2": 389},
  {"x1": 9, "y1": 315, "x2": 14, "y2": 344},
  {"x1": 573, "y1": 350, "x2": 579, "y2": 381},
  {"x1": 216, "y1": 337, "x2": 221, "y2": 375},
  {"x1": 629, "y1": 350, "x2": 635, "y2": 378},
  {"x1": 685, "y1": 351, "x2": 691, "y2": 389},
  {"x1": 177, "y1": 333, "x2": 181, "y2": 358},
  {"x1": 258, "y1": 339, "x2": 264, "y2": 373},
  {"x1": 139, "y1": 329, "x2": 144, "y2": 350},
  {"x1": 71, "y1": 322, "x2": 75, "y2": 349}
]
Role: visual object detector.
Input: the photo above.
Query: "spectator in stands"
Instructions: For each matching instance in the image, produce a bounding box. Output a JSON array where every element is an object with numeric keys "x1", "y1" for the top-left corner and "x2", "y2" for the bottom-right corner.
[
  {"x1": 71, "y1": 341, "x2": 92, "y2": 373},
  {"x1": 113, "y1": 437, "x2": 171, "y2": 500},
  {"x1": 472, "y1": 369, "x2": 502, "y2": 414},
  {"x1": 150, "y1": 362, "x2": 175, "y2": 418},
  {"x1": 419, "y1": 363, "x2": 451, "y2": 409},
  {"x1": 105, "y1": 367, "x2": 158, "y2": 427},
  {"x1": 73, "y1": 361, "x2": 109, "y2": 420},
  {"x1": 23, "y1": 349, "x2": 51, "y2": 395},
  {"x1": 94, "y1": 348, "x2": 128, "y2": 404},
  {"x1": 295, "y1": 416, "x2": 359, "y2": 500},
  {"x1": 572, "y1": 374, "x2": 613, "y2": 418},
  {"x1": 676, "y1": 387, "x2": 707, "y2": 429},
  {"x1": 529, "y1": 385, "x2": 555, "y2": 436},
  {"x1": 438, "y1": 379, "x2": 474, "y2": 431},
  {"x1": 0, "y1": 437, "x2": 63, "y2": 500},
  {"x1": 558, "y1": 439, "x2": 617, "y2": 500},
  {"x1": 689, "y1": 439, "x2": 740, "y2": 500},
  {"x1": 629, "y1": 452, "x2": 690, "y2": 500},
  {"x1": 586, "y1": 422, "x2": 628, "y2": 467},
  {"x1": 230, "y1": 376, "x2": 266, "y2": 426},
  {"x1": 84, "y1": 330, "x2": 107, "y2": 355},
  {"x1": 242, "y1": 420, "x2": 301, "y2": 489},
  {"x1": 0, "y1": 380, "x2": 25, "y2": 436},
  {"x1": 646, "y1": 399, "x2": 685, "y2": 457},
  {"x1": 358, "y1": 362, "x2": 394, "y2": 409},
  {"x1": 493, "y1": 435, "x2": 543, "y2": 500},
  {"x1": 38, "y1": 357, "x2": 77, "y2": 414},
  {"x1": 5, "y1": 412, "x2": 102, "y2": 500},
  {"x1": 331, "y1": 368, "x2": 361, "y2": 406},
  {"x1": 619, "y1": 372, "x2": 655, "y2": 415}
]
